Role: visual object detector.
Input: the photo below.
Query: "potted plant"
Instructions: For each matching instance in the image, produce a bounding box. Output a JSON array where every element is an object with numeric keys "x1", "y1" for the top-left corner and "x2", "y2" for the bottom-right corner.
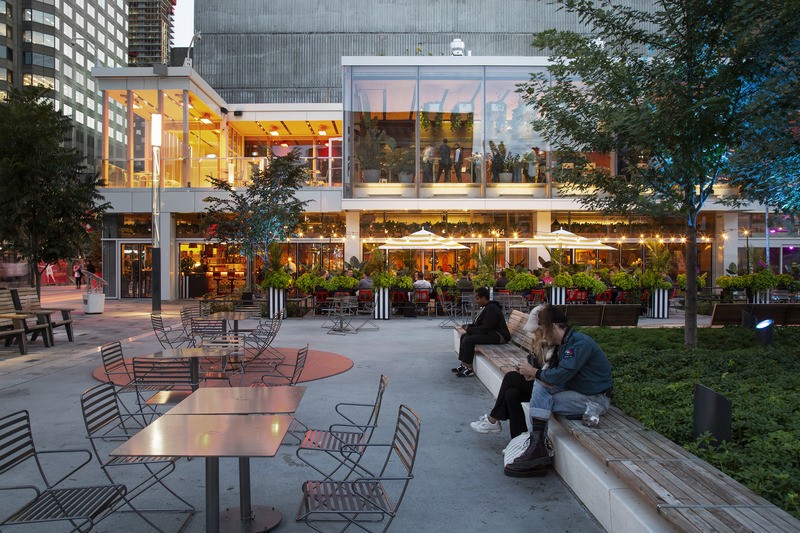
[
  {"x1": 355, "y1": 115, "x2": 396, "y2": 183},
  {"x1": 325, "y1": 274, "x2": 359, "y2": 293},
  {"x1": 371, "y1": 270, "x2": 395, "y2": 320},
  {"x1": 747, "y1": 269, "x2": 777, "y2": 303},
  {"x1": 489, "y1": 140, "x2": 520, "y2": 183},
  {"x1": 505, "y1": 273, "x2": 540, "y2": 293},
  {"x1": 260, "y1": 245, "x2": 293, "y2": 318},
  {"x1": 389, "y1": 146, "x2": 416, "y2": 183},
  {"x1": 295, "y1": 271, "x2": 326, "y2": 295},
  {"x1": 550, "y1": 272, "x2": 572, "y2": 305}
]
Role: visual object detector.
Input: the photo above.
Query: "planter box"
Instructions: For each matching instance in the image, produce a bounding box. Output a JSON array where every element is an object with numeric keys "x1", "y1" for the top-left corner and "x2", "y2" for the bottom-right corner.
[
  {"x1": 268, "y1": 287, "x2": 286, "y2": 319},
  {"x1": 374, "y1": 287, "x2": 391, "y2": 320},
  {"x1": 83, "y1": 293, "x2": 105, "y2": 314},
  {"x1": 646, "y1": 288, "x2": 670, "y2": 318},
  {"x1": 550, "y1": 286, "x2": 567, "y2": 305}
]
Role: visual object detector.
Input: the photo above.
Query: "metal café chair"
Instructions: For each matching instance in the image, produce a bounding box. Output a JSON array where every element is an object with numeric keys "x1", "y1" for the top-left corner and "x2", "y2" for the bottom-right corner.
[
  {"x1": 100, "y1": 341, "x2": 159, "y2": 427},
  {"x1": 0, "y1": 410, "x2": 127, "y2": 533},
  {"x1": 80, "y1": 382, "x2": 195, "y2": 532},
  {"x1": 296, "y1": 374, "x2": 389, "y2": 481},
  {"x1": 436, "y1": 288, "x2": 462, "y2": 328},
  {"x1": 241, "y1": 318, "x2": 284, "y2": 374},
  {"x1": 355, "y1": 290, "x2": 379, "y2": 331},
  {"x1": 132, "y1": 357, "x2": 194, "y2": 409},
  {"x1": 150, "y1": 313, "x2": 193, "y2": 349},
  {"x1": 256, "y1": 345, "x2": 310, "y2": 443},
  {"x1": 296, "y1": 405, "x2": 421, "y2": 532}
]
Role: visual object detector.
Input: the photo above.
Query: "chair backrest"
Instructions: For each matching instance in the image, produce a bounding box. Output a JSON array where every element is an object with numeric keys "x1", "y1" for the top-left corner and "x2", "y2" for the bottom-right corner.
[
  {"x1": 365, "y1": 374, "x2": 390, "y2": 437},
  {"x1": 0, "y1": 410, "x2": 36, "y2": 477},
  {"x1": 391, "y1": 291, "x2": 408, "y2": 304},
  {"x1": 80, "y1": 382, "x2": 128, "y2": 439},
  {"x1": 150, "y1": 314, "x2": 171, "y2": 347},
  {"x1": 191, "y1": 317, "x2": 226, "y2": 337},
  {"x1": 379, "y1": 405, "x2": 421, "y2": 514},
  {"x1": 357, "y1": 290, "x2": 373, "y2": 302},
  {"x1": 180, "y1": 306, "x2": 201, "y2": 332},
  {"x1": 288, "y1": 345, "x2": 310, "y2": 385},
  {"x1": 10, "y1": 287, "x2": 41, "y2": 311},
  {"x1": 133, "y1": 357, "x2": 194, "y2": 390},
  {"x1": 100, "y1": 341, "x2": 128, "y2": 379},
  {"x1": 315, "y1": 290, "x2": 329, "y2": 303},
  {"x1": 414, "y1": 289, "x2": 430, "y2": 303}
]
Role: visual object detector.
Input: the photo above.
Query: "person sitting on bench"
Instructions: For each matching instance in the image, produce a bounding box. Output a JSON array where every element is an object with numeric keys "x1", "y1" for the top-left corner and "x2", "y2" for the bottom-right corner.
[
  {"x1": 469, "y1": 304, "x2": 555, "y2": 438},
  {"x1": 504, "y1": 304, "x2": 613, "y2": 478},
  {"x1": 453, "y1": 287, "x2": 511, "y2": 378}
]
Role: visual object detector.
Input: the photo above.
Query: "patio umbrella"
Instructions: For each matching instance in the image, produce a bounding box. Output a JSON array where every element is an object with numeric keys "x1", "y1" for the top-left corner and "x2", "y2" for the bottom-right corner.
[
  {"x1": 509, "y1": 229, "x2": 613, "y2": 250},
  {"x1": 378, "y1": 229, "x2": 468, "y2": 273}
]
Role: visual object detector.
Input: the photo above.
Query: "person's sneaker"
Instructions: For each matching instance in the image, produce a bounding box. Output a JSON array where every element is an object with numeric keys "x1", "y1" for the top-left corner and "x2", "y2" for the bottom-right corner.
[
  {"x1": 451, "y1": 364, "x2": 466, "y2": 373},
  {"x1": 470, "y1": 414, "x2": 501, "y2": 434},
  {"x1": 456, "y1": 367, "x2": 475, "y2": 378}
]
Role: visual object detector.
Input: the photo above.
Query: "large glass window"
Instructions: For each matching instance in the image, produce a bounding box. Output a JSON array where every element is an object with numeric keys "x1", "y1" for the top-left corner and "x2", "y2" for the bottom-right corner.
[
  {"x1": 24, "y1": 9, "x2": 56, "y2": 26},
  {"x1": 23, "y1": 30, "x2": 56, "y2": 48},
  {"x1": 23, "y1": 73, "x2": 55, "y2": 90},
  {"x1": 23, "y1": 51, "x2": 56, "y2": 68},
  {"x1": 419, "y1": 66, "x2": 483, "y2": 185},
  {"x1": 348, "y1": 66, "x2": 417, "y2": 187}
]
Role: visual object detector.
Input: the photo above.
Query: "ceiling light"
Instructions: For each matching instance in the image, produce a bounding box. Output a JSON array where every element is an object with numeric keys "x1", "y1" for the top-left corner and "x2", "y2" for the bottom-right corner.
[
  {"x1": 280, "y1": 142, "x2": 289, "y2": 148},
  {"x1": 199, "y1": 114, "x2": 213, "y2": 124},
  {"x1": 318, "y1": 125, "x2": 327, "y2": 136},
  {"x1": 270, "y1": 126, "x2": 279, "y2": 136}
]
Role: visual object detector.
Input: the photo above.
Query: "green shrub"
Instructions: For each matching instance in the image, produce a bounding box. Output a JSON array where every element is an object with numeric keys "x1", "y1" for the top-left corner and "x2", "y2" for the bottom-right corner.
[
  {"x1": 505, "y1": 273, "x2": 539, "y2": 292},
  {"x1": 586, "y1": 326, "x2": 800, "y2": 519},
  {"x1": 552, "y1": 272, "x2": 572, "y2": 287},
  {"x1": 677, "y1": 272, "x2": 707, "y2": 291},
  {"x1": 325, "y1": 275, "x2": 359, "y2": 292},
  {"x1": 611, "y1": 271, "x2": 638, "y2": 291},
  {"x1": 393, "y1": 275, "x2": 413, "y2": 290},
  {"x1": 372, "y1": 271, "x2": 395, "y2": 289},
  {"x1": 295, "y1": 272, "x2": 325, "y2": 294},
  {"x1": 261, "y1": 269, "x2": 292, "y2": 289}
]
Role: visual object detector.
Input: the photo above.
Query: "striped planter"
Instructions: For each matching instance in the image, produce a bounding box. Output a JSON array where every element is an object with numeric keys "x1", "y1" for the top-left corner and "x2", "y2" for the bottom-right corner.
[
  {"x1": 647, "y1": 288, "x2": 670, "y2": 319},
  {"x1": 374, "y1": 287, "x2": 391, "y2": 320},
  {"x1": 268, "y1": 287, "x2": 286, "y2": 319},
  {"x1": 751, "y1": 290, "x2": 768, "y2": 304},
  {"x1": 549, "y1": 286, "x2": 567, "y2": 305}
]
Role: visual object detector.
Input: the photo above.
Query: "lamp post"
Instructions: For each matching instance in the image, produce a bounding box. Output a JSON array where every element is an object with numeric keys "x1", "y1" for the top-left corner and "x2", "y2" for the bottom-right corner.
[
  {"x1": 743, "y1": 229, "x2": 750, "y2": 273},
  {"x1": 151, "y1": 114, "x2": 162, "y2": 312},
  {"x1": 617, "y1": 237, "x2": 624, "y2": 268},
  {"x1": 639, "y1": 235, "x2": 646, "y2": 271}
]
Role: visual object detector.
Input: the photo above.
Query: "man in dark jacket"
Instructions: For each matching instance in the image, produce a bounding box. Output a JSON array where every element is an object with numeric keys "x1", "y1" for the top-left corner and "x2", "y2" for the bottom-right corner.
[{"x1": 453, "y1": 287, "x2": 511, "y2": 378}]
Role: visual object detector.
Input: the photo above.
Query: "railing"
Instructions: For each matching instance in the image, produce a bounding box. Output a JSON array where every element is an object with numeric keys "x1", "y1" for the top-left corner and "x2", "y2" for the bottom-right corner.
[{"x1": 84, "y1": 272, "x2": 108, "y2": 294}]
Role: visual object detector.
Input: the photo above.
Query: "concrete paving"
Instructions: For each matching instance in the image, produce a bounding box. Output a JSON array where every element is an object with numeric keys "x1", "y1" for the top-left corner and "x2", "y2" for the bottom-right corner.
[{"x1": 0, "y1": 286, "x2": 697, "y2": 532}]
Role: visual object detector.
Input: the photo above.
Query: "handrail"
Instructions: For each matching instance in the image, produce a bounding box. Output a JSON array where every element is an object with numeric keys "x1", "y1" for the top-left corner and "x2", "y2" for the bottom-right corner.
[{"x1": 84, "y1": 271, "x2": 108, "y2": 294}]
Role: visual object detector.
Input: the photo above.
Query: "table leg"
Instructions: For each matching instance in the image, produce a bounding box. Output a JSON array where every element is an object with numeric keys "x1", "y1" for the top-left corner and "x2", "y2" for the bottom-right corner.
[
  {"x1": 190, "y1": 359, "x2": 200, "y2": 391},
  {"x1": 220, "y1": 457, "x2": 282, "y2": 532},
  {"x1": 206, "y1": 457, "x2": 220, "y2": 533}
]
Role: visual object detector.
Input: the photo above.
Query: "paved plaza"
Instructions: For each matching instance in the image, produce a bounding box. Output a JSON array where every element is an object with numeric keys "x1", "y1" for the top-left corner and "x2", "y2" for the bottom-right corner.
[{"x1": 1, "y1": 286, "x2": 696, "y2": 532}]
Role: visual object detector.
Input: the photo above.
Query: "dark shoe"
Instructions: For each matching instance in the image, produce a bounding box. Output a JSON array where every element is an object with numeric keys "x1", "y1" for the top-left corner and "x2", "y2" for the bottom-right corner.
[
  {"x1": 451, "y1": 365, "x2": 466, "y2": 373},
  {"x1": 505, "y1": 430, "x2": 551, "y2": 473},
  {"x1": 503, "y1": 463, "x2": 550, "y2": 477},
  {"x1": 456, "y1": 367, "x2": 475, "y2": 378}
]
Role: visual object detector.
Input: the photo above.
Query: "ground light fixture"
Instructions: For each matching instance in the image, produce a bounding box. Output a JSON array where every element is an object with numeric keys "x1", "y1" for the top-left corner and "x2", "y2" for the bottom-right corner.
[{"x1": 754, "y1": 319, "x2": 774, "y2": 346}]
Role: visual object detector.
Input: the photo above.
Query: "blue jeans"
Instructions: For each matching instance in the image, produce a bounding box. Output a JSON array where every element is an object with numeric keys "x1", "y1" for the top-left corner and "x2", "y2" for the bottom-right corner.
[{"x1": 529, "y1": 380, "x2": 611, "y2": 421}]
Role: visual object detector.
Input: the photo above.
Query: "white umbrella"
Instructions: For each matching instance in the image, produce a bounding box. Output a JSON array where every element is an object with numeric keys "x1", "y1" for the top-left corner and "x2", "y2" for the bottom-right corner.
[
  {"x1": 509, "y1": 229, "x2": 613, "y2": 250},
  {"x1": 378, "y1": 229, "x2": 468, "y2": 274}
]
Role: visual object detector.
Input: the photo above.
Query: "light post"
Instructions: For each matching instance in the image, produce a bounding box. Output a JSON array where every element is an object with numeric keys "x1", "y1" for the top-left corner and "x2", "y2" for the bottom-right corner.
[
  {"x1": 639, "y1": 234, "x2": 646, "y2": 271},
  {"x1": 743, "y1": 229, "x2": 750, "y2": 273},
  {"x1": 617, "y1": 237, "x2": 624, "y2": 268},
  {"x1": 151, "y1": 114, "x2": 162, "y2": 312}
]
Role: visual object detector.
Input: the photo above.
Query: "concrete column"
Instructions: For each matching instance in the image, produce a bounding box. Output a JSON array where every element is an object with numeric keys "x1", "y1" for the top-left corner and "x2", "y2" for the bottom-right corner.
[
  {"x1": 182, "y1": 90, "x2": 191, "y2": 187},
  {"x1": 534, "y1": 211, "x2": 551, "y2": 267},
  {"x1": 345, "y1": 211, "x2": 361, "y2": 263},
  {"x1": 720, "y1": 212, "x2": 739, "y2": 275},
  {"x1": 160, "y1": 213, "x2": 175, "y2": 300}
]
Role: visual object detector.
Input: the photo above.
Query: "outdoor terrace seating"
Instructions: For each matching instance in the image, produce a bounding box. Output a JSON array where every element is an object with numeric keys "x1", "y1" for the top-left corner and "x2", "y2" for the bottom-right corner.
[{"x1": 11, "y1": 286, "x2": 74, "y2": 342}]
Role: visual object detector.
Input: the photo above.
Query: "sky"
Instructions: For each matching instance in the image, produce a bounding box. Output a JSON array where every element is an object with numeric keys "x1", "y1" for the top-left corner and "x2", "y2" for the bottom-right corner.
[{"x1": 172, "y1": 0, "x2": 195, "y2": 48}]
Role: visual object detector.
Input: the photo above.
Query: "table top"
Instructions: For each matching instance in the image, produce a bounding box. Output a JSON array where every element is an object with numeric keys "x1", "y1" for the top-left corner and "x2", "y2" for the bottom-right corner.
[
  {"x1": 167, "y1": 386, "x2": 306, "y2": 415},
  {"x1": 212, "y1": 311, "x2": 256, "y2": 321},
  {"x1": 110, "y1": 413, "x2": 294, "y2": 458},
  {"x1": 135, "y1": 348, "x2": 234, "y2": 360}
]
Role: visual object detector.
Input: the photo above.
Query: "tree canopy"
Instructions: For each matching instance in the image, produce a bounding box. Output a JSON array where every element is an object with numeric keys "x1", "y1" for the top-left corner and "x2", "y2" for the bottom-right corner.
[
  {"x1": 520, "y1": 0, "x2": 800, "y2": 347},
  {"x1": 203, "y1": 149, "x2": 309, "y2": 285},
  {"x1": 0, "y1": 87, "x2": 108, "y2": 290}
]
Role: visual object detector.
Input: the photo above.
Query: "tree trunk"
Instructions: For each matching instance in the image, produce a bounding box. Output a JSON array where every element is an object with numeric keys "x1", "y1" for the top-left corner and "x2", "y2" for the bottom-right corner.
[{"x1": 684, "y1": 223, "x2": 698, "y2": 348}]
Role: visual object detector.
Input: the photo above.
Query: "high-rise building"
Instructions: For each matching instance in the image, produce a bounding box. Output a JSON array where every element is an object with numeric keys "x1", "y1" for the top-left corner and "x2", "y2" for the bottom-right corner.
[
  {"x1": 0, "y1": 0, "x2": 128, "y2": 165},
  {"x1": 127, "y1": 0, "x2": 174, "y2": 66}
]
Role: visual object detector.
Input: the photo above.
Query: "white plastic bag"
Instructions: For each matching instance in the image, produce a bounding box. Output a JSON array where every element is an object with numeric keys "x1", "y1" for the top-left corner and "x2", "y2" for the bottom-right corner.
[{"x1": 503, "y1": 432, "x2": 555, "y2": 466}]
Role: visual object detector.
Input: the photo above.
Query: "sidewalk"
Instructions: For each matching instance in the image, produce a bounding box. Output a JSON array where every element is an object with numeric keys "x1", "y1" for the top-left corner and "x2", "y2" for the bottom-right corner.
[{"x1": 0, "y1": 287, "x2": 606, "y2": 532}]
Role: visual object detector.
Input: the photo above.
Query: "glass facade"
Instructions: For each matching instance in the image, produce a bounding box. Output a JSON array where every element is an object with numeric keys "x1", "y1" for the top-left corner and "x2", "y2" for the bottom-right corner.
[{"x1": 344, "y1": 65, "x2": 561, "y2": 198}]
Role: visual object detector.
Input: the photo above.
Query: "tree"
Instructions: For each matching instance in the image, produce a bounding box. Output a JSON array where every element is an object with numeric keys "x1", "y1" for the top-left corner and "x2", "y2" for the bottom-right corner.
[
  {"x1": 203, "y1": 149, "x2": 309, "y2": 288},
  {"x1": 0, "y1": 87, "x2": 108, "y2": 293},
  {"x1": 519, "y1": 0, "x2": 800, "y2": 348}
]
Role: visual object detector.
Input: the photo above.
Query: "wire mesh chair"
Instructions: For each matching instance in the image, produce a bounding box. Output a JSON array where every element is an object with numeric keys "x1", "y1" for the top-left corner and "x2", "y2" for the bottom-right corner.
[
  {"x1": 296, "y1": 405, "x2": 421, "y2": 532},
  {"x1": 80, "y1": 382, "x2": 195, "y2": 532},
  {"x1": 132, "y1": 357, "x2": 194, "y2": 409},
  {"x1": 0, "y1": 410, "x2": 127, "y2": 533},
  {"x1": 296, "y1": 374, "x2": 389, "y2": 481},
  {"x1": 255, "y1": 345, "x2": 310, "y2": 443},
  {"x1": 150, "y1": 313, "x2": 193, "y2": 349},
  {"x1": 355, "y1": 290, "x2": 379, "y2": 331},
  {"x1": 436, "y1": 288, "x2": 462, "y2": 328},
  {"x1": 100, "y1": 341, "x2": 159, "y2": 427}
]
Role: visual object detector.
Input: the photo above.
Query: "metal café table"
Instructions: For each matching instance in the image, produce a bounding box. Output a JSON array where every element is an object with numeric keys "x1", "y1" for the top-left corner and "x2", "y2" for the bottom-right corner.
[
  {"x1": 135, "y1": 348, "x2": 234, "y2": 391},
  {"x1": 111, "y1": 387, "x2": 306, "y2": 533},
  {"x1": 212, "y1": 311, "x2": 257, "y2": 333}
]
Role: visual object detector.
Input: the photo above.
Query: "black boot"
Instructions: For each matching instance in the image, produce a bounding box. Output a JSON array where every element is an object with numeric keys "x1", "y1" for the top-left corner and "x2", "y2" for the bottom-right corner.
[{"x1": 503, "y1": 420, "x2": 551, "y2": 478}]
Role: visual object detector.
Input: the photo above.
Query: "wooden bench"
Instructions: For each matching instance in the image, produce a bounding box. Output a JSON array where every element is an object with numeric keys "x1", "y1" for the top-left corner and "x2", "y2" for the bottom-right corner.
[
  {"x1": 461, "y1": 312, "x2": 800, "y2": 532},
  {"x1": 710, "y1": 303, "x2": 753, "y2": 326},
  {"x1": 0, "y1": 289, "x2": 51, "y2": 351},
  {"x1": 711, "y1": 302, "x2": 800, "y2": 327},
  {"x1": 11, "y1": 287, "x2": 74, "y2": 342}
]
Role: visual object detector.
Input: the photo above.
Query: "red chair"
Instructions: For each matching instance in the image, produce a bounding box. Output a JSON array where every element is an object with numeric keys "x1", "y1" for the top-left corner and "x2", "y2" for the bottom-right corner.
[
  {"x1": 596, "y1": 289, "x2": 613, "y2": 303},
  {"x1": 566, "y1": 289, "x2": 588, "y2": 304},
  {"x1": 413, "y1": 289, "x2": 431, "y2": 315},
  {"x1": 314, "y1": 290, "x2": 330, "y2": 314},
  {"x1": 529, "y1": 289, "x2": 546, "y2": 305}
]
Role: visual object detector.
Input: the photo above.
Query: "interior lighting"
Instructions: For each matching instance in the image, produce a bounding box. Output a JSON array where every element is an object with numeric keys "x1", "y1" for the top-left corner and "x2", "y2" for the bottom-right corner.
[
  {"x1": 318, "y1": 125, "x2": 327, "y2": 136},
  {"x1": 269, "y1": 126, "x2": 279, "y2": 136},
  {"x1": 280, "y1": 142, "x2": 289, "y2": 148},
  {"x1": 199, "y1": 114, "x2": 213, "y2": 124}
]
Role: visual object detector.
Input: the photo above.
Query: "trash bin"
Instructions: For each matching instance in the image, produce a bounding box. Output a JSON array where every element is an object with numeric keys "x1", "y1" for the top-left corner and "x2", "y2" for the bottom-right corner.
[{"x1": 83, "y1": 293, "x2": 105, "y2": 314}]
